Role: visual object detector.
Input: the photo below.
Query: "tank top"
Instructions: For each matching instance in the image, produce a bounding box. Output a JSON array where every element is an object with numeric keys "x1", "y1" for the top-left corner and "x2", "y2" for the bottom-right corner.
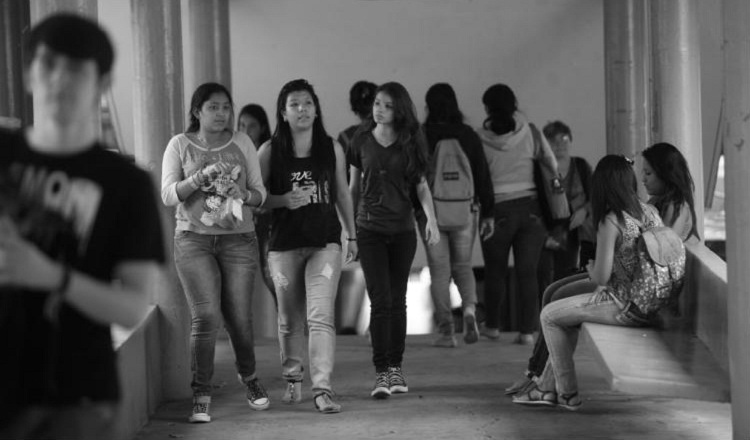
[{"x1": 268, "y1": 154, "x2": 342, "y2": 251}]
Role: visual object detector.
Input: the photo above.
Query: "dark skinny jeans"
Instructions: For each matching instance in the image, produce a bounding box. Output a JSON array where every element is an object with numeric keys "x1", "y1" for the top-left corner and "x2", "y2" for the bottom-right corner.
[
  {"x1": 357, "y1": 228, "x2": 417, "y2": 372},
  {"x1": 480, "y1": 197, "x2": 547, "y2": 334}
]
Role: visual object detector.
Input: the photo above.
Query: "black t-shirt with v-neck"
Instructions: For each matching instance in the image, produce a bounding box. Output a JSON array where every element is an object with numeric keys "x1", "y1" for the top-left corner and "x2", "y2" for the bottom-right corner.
[
  {"x1": 0, "y1": 128, "x2": 165, "y2": 415},
  {"x1": 347, "y1": 132, "x2": 418, "y2": 234},
  {"x1": 267, "y1": 153, "x2": 342, "y2": 251}
]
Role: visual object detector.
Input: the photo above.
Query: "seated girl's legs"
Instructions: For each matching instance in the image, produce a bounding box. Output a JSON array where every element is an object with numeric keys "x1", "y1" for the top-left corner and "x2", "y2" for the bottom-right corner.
[
  {"x1": 526, "y1": 275, "x2": 598, "y2": 377},
  {"x1": 539, "y1": 292, "x2": 624, "y2": 396},
  {"x1": 305, "y1": 243, "x2": 343, "y2": 396},
  {"x1": 357, "y1": 228, "x2": 393, "y2": 372},
  {"x1": 268, "y1": 249, "x2": 308, "y2": 384},
  {"x1": 512, "y1": 202, "x2": 547, "y2": 335},
  {"x1": 424, "y1": 229, "x2": 453, "y2": 336},
  {"x1": 385, "y1": 230, "x2": 417, "y2": 368},
  {"x1": 173, "y1": 231, "x2": 223, "y2": 396},
  {"x1": 449, "y1": 211, "x2": 479, "y2": 316},
  {"x1": 217, "y1": 233, "x2": 261, "y2": 384}
]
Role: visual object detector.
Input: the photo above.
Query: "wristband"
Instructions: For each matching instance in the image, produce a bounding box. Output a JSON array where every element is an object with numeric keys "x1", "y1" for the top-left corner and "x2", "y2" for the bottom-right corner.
[
  {"x1": 44, "y1": 264, "x2": 71, "y2": 324},
  {"x1": 346, "y1": 237, "x2": 357, "y2": 241},
  {"x1": 188, "y1": 173, "x2": 201, "y2": 190}
]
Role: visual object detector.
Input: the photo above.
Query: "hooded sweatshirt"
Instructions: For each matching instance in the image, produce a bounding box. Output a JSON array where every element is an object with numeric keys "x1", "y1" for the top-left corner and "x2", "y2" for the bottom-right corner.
[{"x1": 477, "y1": 113, "x2": 557, "y2": 203}]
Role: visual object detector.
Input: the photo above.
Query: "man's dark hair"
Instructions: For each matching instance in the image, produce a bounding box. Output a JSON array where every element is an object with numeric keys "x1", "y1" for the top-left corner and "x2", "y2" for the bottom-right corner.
[{"x1": 27, "y1": 13, "x2": 115, "y2": 76}]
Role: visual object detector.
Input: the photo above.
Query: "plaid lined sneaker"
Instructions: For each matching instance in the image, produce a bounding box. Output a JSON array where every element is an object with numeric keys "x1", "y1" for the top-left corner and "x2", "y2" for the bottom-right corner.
[
  {"x1": 370, "y1": 371, "x2": 390, "y2": 399},
  {"x1": 188, "y1": 395, "x2": 211, "y2": 423},
  {"x1": 246, "y1": 378, "x2": 270, "y2": 410},
  {"x1": 388, "y1": 366, "x2": 408, "y2": 394}
]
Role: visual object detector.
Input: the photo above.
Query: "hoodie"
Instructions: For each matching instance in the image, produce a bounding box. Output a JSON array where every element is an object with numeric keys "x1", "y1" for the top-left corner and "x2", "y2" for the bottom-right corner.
[{"x1": 477, "y1": 113, "x2": 557, "y2": 203}]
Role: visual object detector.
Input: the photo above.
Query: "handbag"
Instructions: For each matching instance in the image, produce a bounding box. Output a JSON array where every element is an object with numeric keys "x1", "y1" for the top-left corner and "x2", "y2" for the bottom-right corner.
[{"x1": 529, "y1": 123, "x2": 570, "y2": 222}]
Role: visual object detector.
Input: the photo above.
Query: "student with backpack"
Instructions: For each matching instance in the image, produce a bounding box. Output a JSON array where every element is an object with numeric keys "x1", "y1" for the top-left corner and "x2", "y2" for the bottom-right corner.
[
  {"x1": 420, "y1": 83, "x2": 495, "y2": 348},
  {"x1": 348, "y1": 82, "x2": 440, "y2": 399},
  {"x1": 477, "y1": 84, "x2": 559, "y2": 345},
  {"x1": 512, "y1": 155, "x2": 685, "y2": 411}
]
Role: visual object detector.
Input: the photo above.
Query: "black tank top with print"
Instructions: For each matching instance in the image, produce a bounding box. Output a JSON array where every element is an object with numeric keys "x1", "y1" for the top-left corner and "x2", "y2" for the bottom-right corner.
[{"x1": 268, "y1": 155, "x2": 342, "y2": 251}]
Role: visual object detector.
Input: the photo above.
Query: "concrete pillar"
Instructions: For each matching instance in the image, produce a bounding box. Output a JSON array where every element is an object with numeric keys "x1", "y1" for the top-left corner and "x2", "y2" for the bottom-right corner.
[
  {"x1": 0, "y1": 0, "x2": 31, "y2": 127},
  {"x1": 650, "y1": 0, "x2": 705, "y2": 237},
  {"x1": 603, "y1": 0, "x2": 650, "y2": 158},
  {"x1": 187, "y1": 0, "x2": 231, "y2": 92},
  {"x1": 722, "y1": 1, "x2": 750, "y2": 437},
  {"x1": 131, "y1": 0, "x2": 190, "y2": 401}
]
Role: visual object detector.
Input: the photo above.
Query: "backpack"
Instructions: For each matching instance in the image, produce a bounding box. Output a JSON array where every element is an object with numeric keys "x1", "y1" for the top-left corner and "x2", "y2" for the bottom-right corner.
[
  {"x1": 623, "y1": 223, "x2": 686, "y2": 319},
  {"x1": 429, "y1": 138, "x2": 474, "y2": 230}
]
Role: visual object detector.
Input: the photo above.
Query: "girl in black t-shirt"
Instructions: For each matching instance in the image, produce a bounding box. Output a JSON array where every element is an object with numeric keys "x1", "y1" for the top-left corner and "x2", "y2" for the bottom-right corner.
[
  {"x1": 258, "y1": 79, "x2": 357, "y2": 414},
  {"x1": 347, "y1": 82, "x2": 440, "y2": 399}
]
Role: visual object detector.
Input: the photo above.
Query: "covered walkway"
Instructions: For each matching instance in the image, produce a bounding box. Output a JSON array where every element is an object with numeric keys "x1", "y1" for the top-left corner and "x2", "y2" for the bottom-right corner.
[{"x1": 134, "y1": 334, "x2": 731, "y2": 440}]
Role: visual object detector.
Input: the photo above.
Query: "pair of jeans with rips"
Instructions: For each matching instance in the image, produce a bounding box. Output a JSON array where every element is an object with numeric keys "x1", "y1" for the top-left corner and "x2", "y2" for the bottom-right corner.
[
  {"x1": 537, "y1": 291, "x2": 637, "y2": 395},
  {"x1": 526, "y1": 273, "x2": 597, "y2": 377},
  {"x1": 267, "y1": 243, "x2": 342, "y2": 396},
  {"x1": 173, "y1": 231, "x2": 260, "y2": 396},
  {"x1": 480, "y1": 197, "x2": 547, "y2": 333},
  {"x1": 357, "y1": 228, "x2": 417, "y2": 372},
  {"x1": 422, "y1": 211, "x2": 478, "y2": 336}
]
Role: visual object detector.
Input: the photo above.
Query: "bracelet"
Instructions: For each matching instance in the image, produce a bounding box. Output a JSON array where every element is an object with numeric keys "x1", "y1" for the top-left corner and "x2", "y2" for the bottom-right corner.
[
  {"x1": 188, "y1": 173, "x2": 200, "y2": 190},
  {"x1": 44, "y1": 263, "x2": 71, "y2": 323},
  {"x1": 346, "y1": 237, "x2": 357, "y2": 241}
]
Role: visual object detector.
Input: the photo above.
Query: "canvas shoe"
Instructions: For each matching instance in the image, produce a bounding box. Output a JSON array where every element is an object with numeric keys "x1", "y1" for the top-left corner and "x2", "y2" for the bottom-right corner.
[
  {"x1": 188, "y1": 395, "x2": 211, "y2": 423},
  {"x1": 246, "y1": 378, "x2": 270, "y2": 410},
  {"x1": 370, "y1": 371, "x2": 390, "y2": 399},
  {"x1": 387, "y1": 366, "x2": 408, "y2": 394}
]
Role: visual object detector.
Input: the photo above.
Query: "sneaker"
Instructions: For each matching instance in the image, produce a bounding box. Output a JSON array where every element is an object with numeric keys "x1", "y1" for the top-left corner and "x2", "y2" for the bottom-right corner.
[
  {"x1": 188, "y1": 395, "x2": 211, "y2": 423},
  {"x1": 514, "y1": 333, "x2": 535, "y2": 345},
  {"x1": 463, "y1": 314, "x2": 479, "y2": 344},
  {"x1": 387, "y1": 366, "x2": 408, "y2": 394},
  {"x1": 432, "y1": 334, "x2": 457, "y2": 348},
  {"x1": 479, "y1": 323, "x2": 501, "y2": 340},
  {"x1": 314, "y1": 392, "x2": 342, "y2": 414},
  {"x1": 282, "y1": 380, "x2": 303, "y2": 404},
  {"x1": 246, "y1": 378, "x2": 270, "y2": 410},
  {"x1": 370, "y1": 371, "x2": 391, "y2": 399}
]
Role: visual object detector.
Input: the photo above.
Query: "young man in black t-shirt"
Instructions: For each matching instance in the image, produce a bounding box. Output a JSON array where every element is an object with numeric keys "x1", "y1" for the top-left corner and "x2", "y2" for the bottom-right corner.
[{"x1": 0, "y1": 14, "x2": 165, "y2": 440}]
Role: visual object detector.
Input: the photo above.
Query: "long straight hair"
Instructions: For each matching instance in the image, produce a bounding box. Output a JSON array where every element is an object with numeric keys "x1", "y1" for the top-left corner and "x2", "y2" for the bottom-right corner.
[
  {"x1": 591, "y1": 155, "x2": 644, "y2": 228},
  {"x1": 357, "y1": 81, "x2": 428, "y2": 185},
  {"x1": 269, "y1": 79, "x2": 336, "y2": 206},
  {"x1": 642, "y1": 142, "x2": 700, "y2": 240}
]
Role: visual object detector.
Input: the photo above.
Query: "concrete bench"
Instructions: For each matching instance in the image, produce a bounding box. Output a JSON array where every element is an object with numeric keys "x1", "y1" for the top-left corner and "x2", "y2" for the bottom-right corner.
[{"x1": 580, "y1": 242, "x2": 730, "y2": 402}]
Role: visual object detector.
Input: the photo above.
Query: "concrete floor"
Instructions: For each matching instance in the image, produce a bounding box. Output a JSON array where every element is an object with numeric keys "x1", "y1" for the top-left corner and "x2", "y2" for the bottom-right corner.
[{"x1": 134, "y1": 333, "x2": 731, "y2": 440}]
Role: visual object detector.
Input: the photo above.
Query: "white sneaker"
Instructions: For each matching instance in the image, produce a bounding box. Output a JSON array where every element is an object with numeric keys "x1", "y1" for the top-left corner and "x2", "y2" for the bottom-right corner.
[{"x1": 188, "y1": 395, "x2": 211, "y2": 423}]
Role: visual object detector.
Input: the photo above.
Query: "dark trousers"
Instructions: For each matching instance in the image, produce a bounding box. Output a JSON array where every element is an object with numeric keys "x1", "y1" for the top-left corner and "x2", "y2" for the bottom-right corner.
[
  {"x1": 357, "y1": 228, "x2": 417, "y2": 372},
  {"x1": 480, "y1": 197, "x2": 547, "y2": 334}
]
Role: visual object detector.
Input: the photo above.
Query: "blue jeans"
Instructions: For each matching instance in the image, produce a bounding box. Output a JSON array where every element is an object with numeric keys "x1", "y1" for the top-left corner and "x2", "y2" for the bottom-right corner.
[
  {"x1": 527, "y1": 273, "x2": 596, "y2": 376},
  {"x1": 174, "y1": 231, "x2": 260, "y2": 396},
  {"x1": 358, "y1": 228, "x2": 417, "y2": 372},
  {"x1": 268, "y1": 244, "x2": 342, "y2": 395},
  {"x1": 537, "y1": 291, "x2": 637, "y2": 395},
  {"x1": 480, "y1": 197, "x2": 547, "y2": 333},
  {"x1": 422, "y1": 211, "x2": 478, "y2": 336}
]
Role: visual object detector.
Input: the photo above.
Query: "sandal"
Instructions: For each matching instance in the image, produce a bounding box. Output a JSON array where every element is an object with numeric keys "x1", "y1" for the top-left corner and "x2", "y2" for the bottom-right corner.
[
  {"x1": 504, "y1": 375, "x2": 534, "y2": 396},
  {"x1": 557, "y1": 392, "x2": 582, "y2": 411},
  {"x1": 314, "y1": 392, "x2": 341, "y2": 414},
  {"x1": 512, "y1": 385, "x2": 557, "y2": 407}
]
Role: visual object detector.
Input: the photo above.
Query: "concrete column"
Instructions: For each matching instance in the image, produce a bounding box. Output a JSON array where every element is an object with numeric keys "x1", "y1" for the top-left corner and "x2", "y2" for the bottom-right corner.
[
  {"x1": 650, "y1": 0, "x2": 705, "y2": 236},
  {"x1": 131, "y1": 0, "x2": 190, "y2": 401},
  {"x1": 187, "y1": 0, "x2": 231, "y2": 92},
  {"x1": 603, "y1": 0, "x2": 650, "y2": 158},
  {"x1": 722, "y1": 1, "x2": 750, "y2": 438},
  {"x1": 0, "y1": 0, "x2": 31, "y2": 127}
]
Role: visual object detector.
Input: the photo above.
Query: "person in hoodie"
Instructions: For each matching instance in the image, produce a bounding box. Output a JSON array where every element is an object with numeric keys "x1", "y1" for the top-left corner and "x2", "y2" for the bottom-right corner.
[
  {"x1": 477, "y1": 83, "x2": 558, "y2": 345},
  {"x1": 420, "y1": 83, "x2": 495, "y2": 348}
]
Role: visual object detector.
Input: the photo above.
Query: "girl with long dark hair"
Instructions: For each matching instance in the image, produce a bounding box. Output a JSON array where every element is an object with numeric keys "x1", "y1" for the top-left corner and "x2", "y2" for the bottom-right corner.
[
  {"x1": 258, "y1": 79, "x2": 357, "y2": 414},
  {"x1": 513, "y1": 155, "x2": 664, "y2": 410},
  {"x1": 161, "y1": 82, "x2": 269, "y2": 423},
  {"x1": 348, "y1": 81, "x2": 439, "y2": 399}
]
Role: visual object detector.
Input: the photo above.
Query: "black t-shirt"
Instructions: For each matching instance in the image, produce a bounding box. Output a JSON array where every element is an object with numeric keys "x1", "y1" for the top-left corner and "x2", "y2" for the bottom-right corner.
[
  {"x1": 267, "y1": 150, "x2": 342, "y2": 251},
  {"x1": 347, "y1": 132, "x2": 418, "y2": 233},
  {"x1": 0, "y1": 129, "x2": 165, "y2": 414}
]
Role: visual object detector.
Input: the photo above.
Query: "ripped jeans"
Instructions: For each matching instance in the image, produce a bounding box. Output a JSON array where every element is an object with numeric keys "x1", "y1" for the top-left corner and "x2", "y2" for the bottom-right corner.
[{"x1": 268, "y1": 243, "x2": 342, "y2": 396}]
